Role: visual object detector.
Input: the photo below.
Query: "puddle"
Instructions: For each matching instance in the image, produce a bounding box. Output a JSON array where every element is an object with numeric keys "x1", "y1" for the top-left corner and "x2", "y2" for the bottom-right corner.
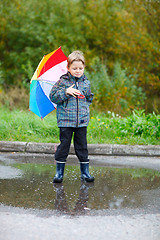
[
  {"x1": 0, "y1": 165, "x2": 23, "y2": 179},
  {"x1": 0, "y1": 163, "x2": 160, "y2": 216}
]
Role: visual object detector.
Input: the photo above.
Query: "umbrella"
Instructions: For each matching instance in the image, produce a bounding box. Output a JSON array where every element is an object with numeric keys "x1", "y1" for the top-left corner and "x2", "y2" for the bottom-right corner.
[{"x1": 29, "y1": 47, "x2": 67, "y2": 119}]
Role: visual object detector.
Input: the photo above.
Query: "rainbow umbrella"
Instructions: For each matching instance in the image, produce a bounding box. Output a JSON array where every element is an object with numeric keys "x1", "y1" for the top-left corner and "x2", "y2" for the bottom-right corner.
[{"x1": 29, "y1": 47, "x2": 67, "y2": 119}]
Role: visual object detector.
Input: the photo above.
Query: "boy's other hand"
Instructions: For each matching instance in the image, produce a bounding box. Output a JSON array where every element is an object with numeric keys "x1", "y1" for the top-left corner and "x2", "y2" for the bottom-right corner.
[{"x1": 66, "y1": 84, "x2": 81, "y2": 98}]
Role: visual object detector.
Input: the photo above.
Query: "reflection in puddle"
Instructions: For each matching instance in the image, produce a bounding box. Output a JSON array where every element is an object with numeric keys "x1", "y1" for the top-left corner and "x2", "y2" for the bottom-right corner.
[
  {"x1": 0, "y1": 163, "x2": 160, "y2": 216},
  {"x1": 53, "y1": 182, "x2": 94, "y2": 216}
]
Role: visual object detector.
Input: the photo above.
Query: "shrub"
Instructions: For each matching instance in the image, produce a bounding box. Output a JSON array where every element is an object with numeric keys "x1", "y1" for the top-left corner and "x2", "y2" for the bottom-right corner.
[{"x1": 86, "y1": 59, "x2": 146, "y2": 114}]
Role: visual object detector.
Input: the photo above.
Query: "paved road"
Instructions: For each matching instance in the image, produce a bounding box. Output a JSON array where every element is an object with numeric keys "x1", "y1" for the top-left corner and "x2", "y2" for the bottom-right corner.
[
  {"x1": 0, "y1": 151, "x2": 160, "y2": 170},
  {"x1": 0, "y1": 153, "x2": 160, "y2": 240},
  {"x1": 0, "y1": 205, "x2": 160, "y2": 240}
]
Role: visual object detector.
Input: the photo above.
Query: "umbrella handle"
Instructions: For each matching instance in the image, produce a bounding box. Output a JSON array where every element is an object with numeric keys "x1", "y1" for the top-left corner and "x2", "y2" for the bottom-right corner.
[{"x1": 78, "y1": 94, "x2": 85, "y2": 99}]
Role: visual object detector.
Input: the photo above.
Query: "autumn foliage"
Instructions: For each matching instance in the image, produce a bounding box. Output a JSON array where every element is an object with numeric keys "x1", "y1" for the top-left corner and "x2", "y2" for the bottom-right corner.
[{"x1": 0, "y1": 0, "x2": 159, "y2": 113}]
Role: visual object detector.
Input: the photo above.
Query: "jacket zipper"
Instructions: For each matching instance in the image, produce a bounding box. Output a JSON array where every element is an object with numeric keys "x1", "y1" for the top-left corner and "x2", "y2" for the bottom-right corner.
[{"x1": 75, "y1": 79, "x2": 79, "y2": 127}]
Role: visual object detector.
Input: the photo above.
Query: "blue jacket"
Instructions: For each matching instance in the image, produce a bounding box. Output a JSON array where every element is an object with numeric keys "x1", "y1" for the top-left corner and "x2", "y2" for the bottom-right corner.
[{"x1": 49, "y1": 72, "x2": 93, "y2": 127}]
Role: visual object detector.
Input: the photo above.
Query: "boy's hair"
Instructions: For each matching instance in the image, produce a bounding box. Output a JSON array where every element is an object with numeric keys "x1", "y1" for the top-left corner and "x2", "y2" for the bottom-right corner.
[{"x1": 67, "y1": 50, "x2": 85, "y2": 68}]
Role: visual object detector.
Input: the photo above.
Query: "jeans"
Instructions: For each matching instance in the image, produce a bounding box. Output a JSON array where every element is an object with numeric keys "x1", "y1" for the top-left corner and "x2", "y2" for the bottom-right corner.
[{"x1": 55, "y1": 127, "x2": 89, "y2": 163}]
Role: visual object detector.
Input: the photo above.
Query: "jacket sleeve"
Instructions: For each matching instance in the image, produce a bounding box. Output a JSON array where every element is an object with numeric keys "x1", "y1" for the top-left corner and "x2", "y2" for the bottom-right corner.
[
  {"x1": 49, "y1": 79, "x2": 69, "y2": 104},
  {"x1": 83, "y1": 80, "x2": 94, "y2": 104}
]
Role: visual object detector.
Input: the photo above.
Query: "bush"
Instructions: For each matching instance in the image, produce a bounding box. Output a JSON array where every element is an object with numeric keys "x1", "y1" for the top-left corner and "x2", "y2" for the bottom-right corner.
[
  {"x1": 86, "y1": 59, "x2": 146, "y2": 114},
  {"x1": 0, "y1": 86, "x2": 29, "y2": 110}
]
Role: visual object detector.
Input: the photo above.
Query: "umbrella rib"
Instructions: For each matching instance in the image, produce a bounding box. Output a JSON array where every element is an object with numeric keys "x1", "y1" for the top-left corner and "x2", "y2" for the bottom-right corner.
[{"x1": 38, "y1": 79, "x2": 56, "y2": 86}]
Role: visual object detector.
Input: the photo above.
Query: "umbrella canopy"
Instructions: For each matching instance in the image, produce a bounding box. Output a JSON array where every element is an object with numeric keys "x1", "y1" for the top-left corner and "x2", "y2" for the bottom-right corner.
[{"x1": 29, "y1": 47, "x2": 67, "y2": 119}]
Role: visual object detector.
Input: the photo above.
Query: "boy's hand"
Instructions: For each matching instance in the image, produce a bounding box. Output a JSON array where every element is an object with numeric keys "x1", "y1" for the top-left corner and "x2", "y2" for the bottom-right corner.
[{"x1": 66, "y1": 84, "x2": 81, "y2": 98}]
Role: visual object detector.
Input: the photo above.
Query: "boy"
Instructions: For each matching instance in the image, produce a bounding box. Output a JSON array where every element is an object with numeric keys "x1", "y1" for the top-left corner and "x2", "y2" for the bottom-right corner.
[{"x1": 49, "y1": 50, "x2": 94, "y2": 183}]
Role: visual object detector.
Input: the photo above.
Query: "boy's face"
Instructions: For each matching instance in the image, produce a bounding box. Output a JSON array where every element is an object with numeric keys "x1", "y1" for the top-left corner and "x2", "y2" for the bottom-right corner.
[{"x1": 67, "y1": 61, "x2": 85, "y2": 78}]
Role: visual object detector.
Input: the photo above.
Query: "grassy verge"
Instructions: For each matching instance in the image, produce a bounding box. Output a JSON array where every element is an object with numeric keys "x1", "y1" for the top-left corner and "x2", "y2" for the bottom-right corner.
[{"x1": 0, "y1": 108, "x2": 159, "y2": 145}]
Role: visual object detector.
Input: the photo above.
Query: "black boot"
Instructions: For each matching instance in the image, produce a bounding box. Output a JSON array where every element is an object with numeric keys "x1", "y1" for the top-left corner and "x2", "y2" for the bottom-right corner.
[
  {"x1": 53, "y1": 162, "x2": 65, "y2": 183},
  {"x1": 80, "y1": 163, "x2": 94, "y2": 182}
]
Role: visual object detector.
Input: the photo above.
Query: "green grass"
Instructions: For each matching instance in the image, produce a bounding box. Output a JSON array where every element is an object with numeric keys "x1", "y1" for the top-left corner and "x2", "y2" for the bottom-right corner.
[
  {"x1": 0, "y1": 108, "x2": 59, "y2": 143},
  {"x1": 87, "y1": 109, "x2": 160, "y2": 145},
  {"x1": 0, "y1": 107, "x2": 159, "y2": 145}
]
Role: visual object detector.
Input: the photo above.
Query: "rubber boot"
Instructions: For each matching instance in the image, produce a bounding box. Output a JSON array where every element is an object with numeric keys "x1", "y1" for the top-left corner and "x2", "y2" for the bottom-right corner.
[
  {"x1": 80, "y1": 163, "x2": 94, "y2": 182},
  {"x1": 53, "y1": 162, "x2": 65, "y2": 183}
]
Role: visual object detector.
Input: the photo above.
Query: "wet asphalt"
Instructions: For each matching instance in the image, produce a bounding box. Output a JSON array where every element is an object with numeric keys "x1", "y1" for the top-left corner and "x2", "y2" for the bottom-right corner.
[{"x1": 0, "y1": 152, "x2": 160, "y2": 240}]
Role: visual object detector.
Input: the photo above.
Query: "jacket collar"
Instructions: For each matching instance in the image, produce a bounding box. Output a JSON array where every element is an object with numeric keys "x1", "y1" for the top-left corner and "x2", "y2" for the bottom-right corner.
[{"x1": 67, "y1": 72, "x2": 85, "y2": 82}]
